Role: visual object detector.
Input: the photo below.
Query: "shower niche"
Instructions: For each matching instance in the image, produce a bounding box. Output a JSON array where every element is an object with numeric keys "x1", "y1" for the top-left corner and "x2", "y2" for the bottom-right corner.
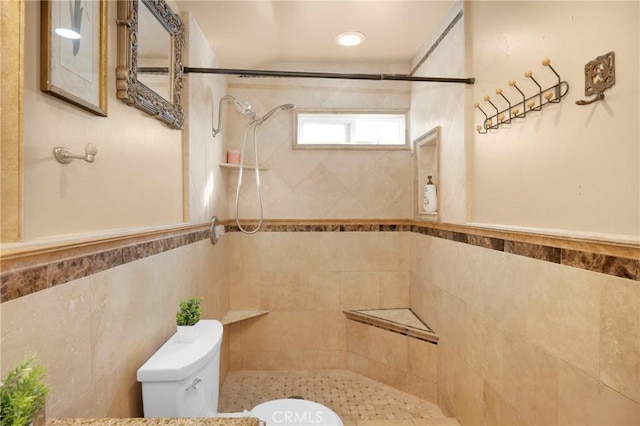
[{"x1": 414, "y1": 127, "x2": 440, "y2": 220}]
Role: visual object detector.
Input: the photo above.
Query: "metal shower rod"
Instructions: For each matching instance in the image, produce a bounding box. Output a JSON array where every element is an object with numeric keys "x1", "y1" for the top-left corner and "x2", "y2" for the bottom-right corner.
[{"x1": 182, "y1": 67, "x2": 475, "y2": 84}]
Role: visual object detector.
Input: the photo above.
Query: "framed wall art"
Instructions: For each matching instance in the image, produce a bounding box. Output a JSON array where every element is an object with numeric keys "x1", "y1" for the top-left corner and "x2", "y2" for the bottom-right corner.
[{"x1": 40, "y1": 0, "x2": 107, "y2": 116}]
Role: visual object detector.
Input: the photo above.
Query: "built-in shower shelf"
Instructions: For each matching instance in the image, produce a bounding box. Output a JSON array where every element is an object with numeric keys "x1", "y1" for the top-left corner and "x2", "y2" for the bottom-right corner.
[
  {"x1": 219, "y1": 163, "x2": 269, "y2": 171},
  {"x1": 221, "y1": 310, "x2": 269, "y2": 325}
]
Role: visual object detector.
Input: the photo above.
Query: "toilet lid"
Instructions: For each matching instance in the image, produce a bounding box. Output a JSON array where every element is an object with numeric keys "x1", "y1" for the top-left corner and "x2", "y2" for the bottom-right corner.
[{"x1": 251, "y1": 399, "x2": 343, "y2": 426}]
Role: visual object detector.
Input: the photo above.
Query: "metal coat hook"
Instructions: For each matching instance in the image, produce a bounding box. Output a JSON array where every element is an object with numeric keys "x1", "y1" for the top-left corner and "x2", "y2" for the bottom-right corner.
[
  {"x1": 473, "y1": 58, "x2": 569, "y2": 134},
  {"x1": 576, "y1": 51, "x2": 615, "y2": 106},
  {"x1": 53, "y1": 143, "x2": 98, "y2": 164}
]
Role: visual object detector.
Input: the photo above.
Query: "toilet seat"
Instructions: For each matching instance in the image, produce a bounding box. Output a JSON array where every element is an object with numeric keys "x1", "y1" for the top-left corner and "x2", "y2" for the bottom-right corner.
[{"x1": 250, "y1": 399, "x2": 343, "y2": 426}]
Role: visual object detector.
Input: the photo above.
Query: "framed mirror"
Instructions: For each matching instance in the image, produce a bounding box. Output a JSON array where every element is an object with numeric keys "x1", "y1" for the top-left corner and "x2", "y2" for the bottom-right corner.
[{"x1": 116, "y1": 0, "x2": 184, "y2": 129}]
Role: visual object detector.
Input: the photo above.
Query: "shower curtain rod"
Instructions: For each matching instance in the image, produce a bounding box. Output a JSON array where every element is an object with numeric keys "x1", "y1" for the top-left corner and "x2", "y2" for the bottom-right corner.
[{"x1": 182, "y1": 67, "x2": 475, "y2": 84}]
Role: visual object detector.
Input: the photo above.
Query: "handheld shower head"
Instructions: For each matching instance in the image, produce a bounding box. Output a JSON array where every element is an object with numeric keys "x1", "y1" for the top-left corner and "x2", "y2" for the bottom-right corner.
[{"x1": 259, "y1": 104, "x2": 296, "y2": 124}]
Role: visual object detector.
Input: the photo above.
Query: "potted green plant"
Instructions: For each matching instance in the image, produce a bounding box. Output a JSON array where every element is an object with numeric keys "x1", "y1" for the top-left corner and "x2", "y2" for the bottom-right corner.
[
  {"x1": 0, "y1": 354, "x2": 50, "y2": 426},
  {"x1": 175, "y1": 297, "x2": 202, "y2": 343}
]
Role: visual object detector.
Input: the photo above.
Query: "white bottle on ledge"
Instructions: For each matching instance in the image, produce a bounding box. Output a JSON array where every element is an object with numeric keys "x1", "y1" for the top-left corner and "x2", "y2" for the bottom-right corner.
[{"x1": 423, "y1": 176, "x2": 438, "y2": 213}]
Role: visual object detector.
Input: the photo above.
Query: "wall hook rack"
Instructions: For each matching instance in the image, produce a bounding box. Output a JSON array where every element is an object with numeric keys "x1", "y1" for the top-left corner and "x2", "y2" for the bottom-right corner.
[{"x1": 473, "y1": 58, "x2": 569, "y2": 134}]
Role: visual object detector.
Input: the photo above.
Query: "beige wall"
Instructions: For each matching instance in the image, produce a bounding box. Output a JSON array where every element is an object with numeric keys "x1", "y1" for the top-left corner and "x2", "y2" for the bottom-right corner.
[
  {"x1": 346, "y1": 319, "x2": 438, "y2": 404},
  {"x1": 1, "y1": 5, "x2": 232, "y2": 420},
  {"x1": 227, "y1": 231, "x2": 411, "y2": 369},
  {"x1": 183, "y1": 14, "x2": 229, "y2": 223},
  {"x1": 410, "y1": 233, "x2": 640, "y2": 425},
  {"x1": 407, "y1": 4, "x2": 640, "y2": 421},
  {"x1": 3, "y1": 2, "x2": 639, "y2": 424},
  {"x1": 8, "y1": 3, "x2": 230, "y2": 242},
  {"x1": 226, "y1": 62, "x2": 413, "y2": 220},
  {"x1": 0, "y1": 238, "x2": 230, "y2": 418},
  {"x1": 410, "y1": 2, "x2": 468, "y2": 225},
  {"x1": 468, "y1": 1, "x2": 639, "y2": 240},
  {"x1": 22, "y1": 1, "x2": 185, "y2": 240}
]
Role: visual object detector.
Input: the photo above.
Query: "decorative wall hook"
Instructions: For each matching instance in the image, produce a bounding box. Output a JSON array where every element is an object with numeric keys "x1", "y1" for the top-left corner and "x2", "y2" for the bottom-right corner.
[
  {"x1": 53, "y1": 143, "x2": 98, "y2": 164},
  {"x1": 473, "y1": 58, "x2": 569, "y2": 134},
  {"x1": 576, "y1": 51, "x2": 615, "y2": 106}
]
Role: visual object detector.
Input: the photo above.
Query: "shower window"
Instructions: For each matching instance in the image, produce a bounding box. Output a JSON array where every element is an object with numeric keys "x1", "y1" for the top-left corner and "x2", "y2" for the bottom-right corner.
[{"x1": 294, "y1": 109, "x2": 408, "y2": 150}]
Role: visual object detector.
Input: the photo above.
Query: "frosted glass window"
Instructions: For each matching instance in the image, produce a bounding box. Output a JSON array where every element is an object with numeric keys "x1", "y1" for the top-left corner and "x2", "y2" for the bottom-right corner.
[{"x1": 295, "y1": 110, "x2": 408, "y2": 149}]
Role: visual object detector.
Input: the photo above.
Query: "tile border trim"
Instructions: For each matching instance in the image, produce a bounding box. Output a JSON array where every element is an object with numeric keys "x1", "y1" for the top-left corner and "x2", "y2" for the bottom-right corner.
[
  {"x1": 1, "y1": 225, "x2": 210, "y2": 303},
  {"x1": 2, "y1": 220, "x2": 638, "y2": 303}
]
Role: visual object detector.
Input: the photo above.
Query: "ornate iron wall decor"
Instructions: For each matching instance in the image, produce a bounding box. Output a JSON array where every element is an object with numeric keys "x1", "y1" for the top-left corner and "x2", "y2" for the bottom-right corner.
[
  {"x1": 473, "y1": 58, "x2": 569, "y2": 134},
  {"x1": 116, "y1": 0, "x2": 185, "y2": 129},
  {"x1": 575, "y1": 51, "x2": 615, "y2": 106}
]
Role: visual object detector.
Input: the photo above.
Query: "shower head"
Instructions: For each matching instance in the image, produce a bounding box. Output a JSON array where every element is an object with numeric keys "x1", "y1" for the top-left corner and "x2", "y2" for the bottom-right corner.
[
  {"x1": 232, "y1": 99, "x2": 252, "y2": 115},
  {"x1": 213, "y1": 95, "x2": 255, "y2": 137},
  {"x1": 258, "y1": 104, "x2": 296, "y2": 124},
  {"x1": 219, "y1": 95, "x2": 253, "y2": 114}
]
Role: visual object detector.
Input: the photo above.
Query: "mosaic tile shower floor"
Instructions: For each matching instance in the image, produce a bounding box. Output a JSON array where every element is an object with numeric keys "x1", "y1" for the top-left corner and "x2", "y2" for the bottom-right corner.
[{"x1": 219, "y1": 370, "x2": 459, "y2": 426}]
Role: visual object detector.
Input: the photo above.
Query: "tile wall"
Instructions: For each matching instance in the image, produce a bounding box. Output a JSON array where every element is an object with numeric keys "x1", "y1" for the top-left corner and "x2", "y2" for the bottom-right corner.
[
  {"x1": 346, "y1": 319, "x2": 438, "y2": 404},
  {"x1": 410, "y1": 3, "x2": 467, "y2": 226},
  {"x1": 226, "y1": 62, "x2": 413, "y2": 220},
  {"x1": 410, "y1": 233, "x2": 640, "y2": 425},
  {"x1": 0, "y1": 238, "x2": 230, "y2": 419},
  {"x1": 227, "y1": 231, "x2": 411, "y2": 369},
  {"x1": 2, "y1": 220, "x2": 638, "y2": 424}
]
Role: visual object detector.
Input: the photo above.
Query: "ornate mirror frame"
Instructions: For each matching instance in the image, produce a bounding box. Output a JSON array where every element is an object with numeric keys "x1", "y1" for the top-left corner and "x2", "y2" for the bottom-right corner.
[{"x1": 116, "y1": 0, "x2": 185, "y2": 129}]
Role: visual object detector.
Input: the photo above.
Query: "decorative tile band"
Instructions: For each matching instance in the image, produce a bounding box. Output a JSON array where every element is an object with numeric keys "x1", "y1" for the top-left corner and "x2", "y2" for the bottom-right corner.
[
  {"x1": 1, "y1": 221, "x2": 638, "y2": 303},
  {"x1": 229, "y1": 222, "x2": 639, "y2": 281},
  {"x1": 561, "y1": 249, "x2": 640, "y2": 281},
  {"x1": 1, "y1": 228, "x2": 209, "y2": 303}
]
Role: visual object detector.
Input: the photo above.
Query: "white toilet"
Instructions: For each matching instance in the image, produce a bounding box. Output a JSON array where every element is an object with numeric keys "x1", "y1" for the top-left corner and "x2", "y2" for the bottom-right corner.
[{"x1": 137, "y1": 320, "x2": 343, "y2": 425}]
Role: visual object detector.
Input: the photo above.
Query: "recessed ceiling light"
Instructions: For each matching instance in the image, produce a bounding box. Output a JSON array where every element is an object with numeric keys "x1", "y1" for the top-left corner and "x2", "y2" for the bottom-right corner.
[{"x1": 335, "y1": 31, "x2": 366, "y2": 47}]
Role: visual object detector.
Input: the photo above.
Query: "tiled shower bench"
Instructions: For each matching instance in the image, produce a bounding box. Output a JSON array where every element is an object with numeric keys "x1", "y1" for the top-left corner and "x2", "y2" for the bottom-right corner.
[{"x1": 344, "y1": 308, "x2": 439, "y2": 403}]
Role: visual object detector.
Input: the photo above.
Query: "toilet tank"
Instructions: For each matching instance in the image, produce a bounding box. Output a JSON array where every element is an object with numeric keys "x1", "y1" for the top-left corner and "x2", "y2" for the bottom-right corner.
[{"x1": 137, "y1": 320, "x2": 224, "y2": 418}]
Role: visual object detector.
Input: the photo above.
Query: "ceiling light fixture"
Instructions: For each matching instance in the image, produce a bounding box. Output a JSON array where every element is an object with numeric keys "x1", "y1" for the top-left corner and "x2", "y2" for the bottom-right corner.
[{"x1": 335, "y1": 31, "x2": 366, "y2": 47}]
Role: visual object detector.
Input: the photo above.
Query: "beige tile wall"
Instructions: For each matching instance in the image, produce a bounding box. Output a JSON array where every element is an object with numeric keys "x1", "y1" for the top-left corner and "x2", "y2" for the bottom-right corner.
[
  {"x1": 0, "y1": 239, "x2": 230, "y2": 419},
  {"x1": 226, "y1": 62, "x2": 413, "y2": 221},
  {"x1": 227, "y1": 231, "x2": 412, "y2": 370},
  {"x1": 346, "y1": 319, "x2": 438, "y2": 404},
  {"x1": 410, "y1": 2, "x2": 467, "y2": 226},
  {"x1": 410, "y1": 233, "x2": 640, "y2": 425}
]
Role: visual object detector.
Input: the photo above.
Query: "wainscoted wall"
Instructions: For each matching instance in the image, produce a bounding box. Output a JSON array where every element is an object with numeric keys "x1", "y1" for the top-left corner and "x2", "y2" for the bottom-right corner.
[
  {"x1": 0, "y1": 231, "x2": 230, "y2": 419},
  {"x1": 410, "y1": 233, "x2": 640, "y2": 425},
  {"x1": 1, "y1": 221, "x2": 638, "y2": 424}
]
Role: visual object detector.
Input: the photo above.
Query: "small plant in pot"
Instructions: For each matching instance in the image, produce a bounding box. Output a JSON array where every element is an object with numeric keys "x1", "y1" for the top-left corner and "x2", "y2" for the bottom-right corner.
[
  {"x1": 176, "y1": 297, "x2": 202, "y2": 343},
  {"x1": 0, "y1": 354, "x2": 50, "y2": 426}
]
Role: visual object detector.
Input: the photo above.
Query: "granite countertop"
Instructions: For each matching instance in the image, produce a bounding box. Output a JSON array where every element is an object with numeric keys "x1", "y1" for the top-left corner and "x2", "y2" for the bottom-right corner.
[{"x1": 47, "y1": 418, "x2": 260, "y2": 426}]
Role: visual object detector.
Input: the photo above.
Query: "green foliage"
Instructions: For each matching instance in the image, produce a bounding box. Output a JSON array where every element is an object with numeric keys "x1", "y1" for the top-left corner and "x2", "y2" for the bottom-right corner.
[
  {"x1": 0, "y1": 355, "x2": 50, "y2": 426},
  {"x1": 176, "y1": 297, "x2": 202, "y2": 326}
]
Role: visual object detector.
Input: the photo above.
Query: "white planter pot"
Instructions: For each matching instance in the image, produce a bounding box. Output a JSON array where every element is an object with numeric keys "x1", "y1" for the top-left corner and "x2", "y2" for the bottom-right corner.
[{"x1": 176, "y1": 322, "x2": 199, "y2": 343}]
